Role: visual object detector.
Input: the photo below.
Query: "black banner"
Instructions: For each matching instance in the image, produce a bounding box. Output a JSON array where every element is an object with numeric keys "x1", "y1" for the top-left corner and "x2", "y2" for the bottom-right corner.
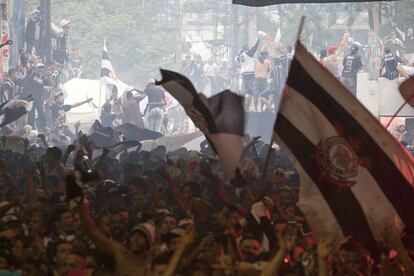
[{"x1": 233, "y1": 0, "x2": 395, "y2": 6}]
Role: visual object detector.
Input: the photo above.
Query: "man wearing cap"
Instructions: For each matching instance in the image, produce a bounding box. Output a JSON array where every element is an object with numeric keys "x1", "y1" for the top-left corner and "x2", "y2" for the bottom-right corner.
[
  {"x1": 342, "y1": 44, "x2": 363, "y2": 96},
  {"x1": 77, "y1": 197, "x2": 156, "y2": 275}
]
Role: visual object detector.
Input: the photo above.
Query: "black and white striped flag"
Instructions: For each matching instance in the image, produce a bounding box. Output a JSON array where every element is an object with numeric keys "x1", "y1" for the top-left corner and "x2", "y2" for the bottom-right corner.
[
  {"x1": 157, "y1": 69, "x2": 245, "y2": 180},
  {"x1": 100, "y1": 40, "x2": 118, "y2": 101},
  {"x1": 274, "y1": 41, "x2": 414, "y2": 252}
]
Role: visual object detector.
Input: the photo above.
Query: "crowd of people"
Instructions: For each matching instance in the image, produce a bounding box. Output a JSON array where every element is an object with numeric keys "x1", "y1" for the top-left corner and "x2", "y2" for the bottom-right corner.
[
  {"x1": 0, "y1": 50, "x2": 89, "y2": 146},
  {"x1": 178, "y1": 24, "x2": 414, "y2": 113},
  {"x1": 320, "y1": 24, "x2": 414, "y2": 95},
  {"x1": 0, "y1": 8, "x2": 414, "y2": 275},
  {"x1": 0, "y1": 131, "x2": 413, "y2": 275},
  {"x1": 2, "y1": 22, "x2": 414, "y2": 143}
]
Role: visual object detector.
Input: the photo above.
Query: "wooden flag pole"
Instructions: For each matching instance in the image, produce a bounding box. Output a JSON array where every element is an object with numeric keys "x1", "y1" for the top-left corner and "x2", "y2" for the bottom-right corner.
[
  {"x1": 257, "y1": 16, "x2": 306, "y2": 198},
  {"x1": 296, "y1": 16, "x2": 306, "y2": 44}
]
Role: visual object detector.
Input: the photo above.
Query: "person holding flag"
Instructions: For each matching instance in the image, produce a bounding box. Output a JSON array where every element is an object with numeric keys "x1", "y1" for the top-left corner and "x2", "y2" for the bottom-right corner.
[
  {"x1": 235, "y1": 32, "x2": 264, "y2": 110},
  {"x1": 100, "y1": 40, "x2": 119, "y2": 108}
]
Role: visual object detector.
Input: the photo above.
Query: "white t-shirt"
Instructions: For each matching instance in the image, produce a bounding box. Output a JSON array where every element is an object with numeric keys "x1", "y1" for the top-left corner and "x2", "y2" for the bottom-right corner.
[
  {"x1": 203, "y1": 63, "x2": 218, "y2": 77},
  {"x1": 238, "y1": 52, "x2": 255, "y2": 75}
]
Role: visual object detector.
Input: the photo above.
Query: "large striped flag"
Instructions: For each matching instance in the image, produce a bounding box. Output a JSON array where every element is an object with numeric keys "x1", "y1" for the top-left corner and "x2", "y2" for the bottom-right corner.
[
  {"x1": 157, "y1": 69, "x2": 245, "y2": 180},
  {"x1": 100, "y1": 40, "x2": 119, "y2": 101},
  {"x1": 274, "y1": 41, "x2": 414, "y2": 252}
]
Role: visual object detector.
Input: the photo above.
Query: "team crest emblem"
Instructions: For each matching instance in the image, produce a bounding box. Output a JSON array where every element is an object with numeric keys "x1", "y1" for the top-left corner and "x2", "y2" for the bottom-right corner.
[{"x1": 315, "y1": 136, "x2": 359, "y2": 189}]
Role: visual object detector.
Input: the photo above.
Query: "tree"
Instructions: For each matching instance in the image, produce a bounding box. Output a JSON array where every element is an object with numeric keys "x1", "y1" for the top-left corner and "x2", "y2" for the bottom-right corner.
[{"x1": 27, "y1": 0, "x2": 177, "y2": 86}]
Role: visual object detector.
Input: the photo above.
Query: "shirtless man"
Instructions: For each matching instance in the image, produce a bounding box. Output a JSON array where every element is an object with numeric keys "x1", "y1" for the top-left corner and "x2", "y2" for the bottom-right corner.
[
  {"x1": 77, "y1": 190, "x2": 155, "y2": 275},
  {"x1": 254, "y1": 51, "x2": 271, "y2": 112}
]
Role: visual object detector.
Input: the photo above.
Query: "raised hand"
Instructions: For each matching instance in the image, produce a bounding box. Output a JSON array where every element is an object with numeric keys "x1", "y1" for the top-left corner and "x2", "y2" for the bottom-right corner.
[
  {"x1": 74, "y1": 121, "x2": 81, "y2": 133},
  {"x1": 179, "y1": 230, "x2": 194, "y2": 249},
  {"x1": 65, "y1": 171, "x2": 84, "y2": 202},
  {"x1": 317, "y1": 233, "x2": 337, "y2": 260},
  {"x1": 382, "y1": 224, "x2": 404, "y2": 251},
  {"x1": 278, "y1": 225, "x2": 297, "y2": 254}
]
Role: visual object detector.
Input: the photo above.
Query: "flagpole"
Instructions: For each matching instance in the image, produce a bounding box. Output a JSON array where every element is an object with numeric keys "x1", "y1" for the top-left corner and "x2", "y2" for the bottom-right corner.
[
  {"x1": 98, "y1": 39, "x2": 105, "y2": 117},
  {"x1": 256, "y1": 16, "x2": 306, "y2": 199},
  {"x1": 99, "y1": 82, "x2": 102, "y2": 117},
  {"x1": 296, "y1": 16, "x2": 306, "y2": 43},
  {"x1": 385, "y1": 98, "x2": 412, "y2": 129}
]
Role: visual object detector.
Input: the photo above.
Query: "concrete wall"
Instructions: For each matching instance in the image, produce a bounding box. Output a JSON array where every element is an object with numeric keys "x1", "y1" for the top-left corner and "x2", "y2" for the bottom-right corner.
[{"x1": 357, "y1": 73, "x2": 414, "y2": 118}]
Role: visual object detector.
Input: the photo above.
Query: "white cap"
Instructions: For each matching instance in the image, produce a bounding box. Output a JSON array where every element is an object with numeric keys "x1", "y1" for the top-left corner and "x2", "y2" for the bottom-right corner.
[
  {"x1": 131, "y1": 222, "x2": 157, "y2": 246},
  {"x1": 60, "y1": 19, "x2": 71, "y2": 28}
]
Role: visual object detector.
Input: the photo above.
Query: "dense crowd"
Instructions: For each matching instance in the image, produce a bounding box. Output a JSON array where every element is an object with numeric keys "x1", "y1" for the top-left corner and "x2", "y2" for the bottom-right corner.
[
  {"x1": 0, "y1": 9, "x2": 414, "y2": 276},
  {"x1": 0, "y1": 132, "x2": 412, "y2": 275}
]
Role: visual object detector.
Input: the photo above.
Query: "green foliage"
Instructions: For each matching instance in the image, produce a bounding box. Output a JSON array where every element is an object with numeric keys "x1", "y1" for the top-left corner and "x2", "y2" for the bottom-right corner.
[
  {"x1": 394, "y1": 0, "x2": 414, "y2": 32},
  {"x1": 27, "y1": 0, "x2": 177, "y2": 86},
  {"x1": 25, "y1": 0, "x2": 413, "y2": 87}
]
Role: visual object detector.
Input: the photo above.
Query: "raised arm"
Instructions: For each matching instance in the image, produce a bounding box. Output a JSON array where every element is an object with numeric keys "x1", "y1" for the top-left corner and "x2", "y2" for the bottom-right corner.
[
  {"x1": 247, "y1": 39, "x2": 261, "y2": 58},
  {"x1": 71, "y1": 98, "x2": 93, "y2": 108},
  {"x1": 77, "y1": 198, "x2": 117, "y2": 255},
  {"x1": 382, "y1": 226, "x2": 414, "y2": 276},
  {"x1": 67, "y1": 173, "x2": 117, "y2": 255},
  {"x1": 62, "y1": 144, "x2": 76, "y2": 166},
  {"x1": 159, "y1": 166, "x2": 189, "y2": 213},
  {"x1": 162, "y1": 231, "x2": 193, "y2": 276},
  {"x1": 393, "y1": 22, "x2": 406, "y2": 41},
  {"x1": 260, "y1": 226, "x2": 296, "y2": 276},
  {"x1": 333, "y1": 33, "x2": 350, "y2": 59},
  {"x1": 317, "y1": 234, "x2": 336, "y2": 276}
]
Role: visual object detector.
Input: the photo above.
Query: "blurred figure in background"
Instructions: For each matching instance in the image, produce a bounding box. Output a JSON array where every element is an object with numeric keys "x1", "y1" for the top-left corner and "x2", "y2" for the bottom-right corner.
[
  {"x1": 366, "y1": 31, "x2": 383, "y2": 80},
  {"x1": 342, "y1": 44, "x2": 363, "y2": 96},
  {"x1": 144, "y1": 79, "x2": 166, "y2": 133},
  {"x1": 380, "y1": 47, "x2": 403, "y2": 80}
]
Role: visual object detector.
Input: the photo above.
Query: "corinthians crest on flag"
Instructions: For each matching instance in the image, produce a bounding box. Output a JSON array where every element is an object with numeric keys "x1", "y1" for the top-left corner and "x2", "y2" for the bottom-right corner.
[{"x1": 273, "y1": 40, "x2": 414, "y2": 252}]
